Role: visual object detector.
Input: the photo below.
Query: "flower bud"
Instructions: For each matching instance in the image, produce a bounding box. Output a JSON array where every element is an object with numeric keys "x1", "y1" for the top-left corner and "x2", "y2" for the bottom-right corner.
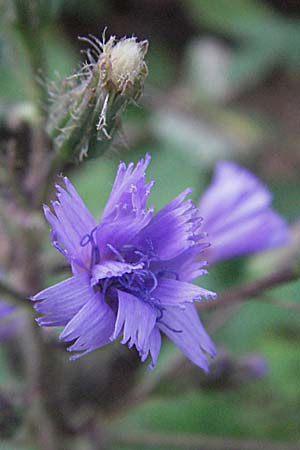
[
  {"x1": 196, "y1": 351, "x2": 268, "y2": 389},
  {"x1": 47, "y1": 32, "x2": 148, "y2": 161}
]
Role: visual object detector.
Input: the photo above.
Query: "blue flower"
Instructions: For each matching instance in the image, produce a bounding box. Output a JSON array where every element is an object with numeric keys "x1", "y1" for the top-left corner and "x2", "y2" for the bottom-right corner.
[
  {"x1": 31, "y1": 155, "x2": 216, "y2": 371},
  {"x1": 198, "y1": 161, "x2": 289, "y2": 264}
]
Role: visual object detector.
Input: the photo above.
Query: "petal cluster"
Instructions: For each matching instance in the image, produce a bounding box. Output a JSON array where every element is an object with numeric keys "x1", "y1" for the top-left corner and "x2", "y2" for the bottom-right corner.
[
  {"x1": 198, "y1": 161, "x2": 289, "y2": 264},
  {"x1": 32, "y1": 155, "x2": 216, "y2": 371}
]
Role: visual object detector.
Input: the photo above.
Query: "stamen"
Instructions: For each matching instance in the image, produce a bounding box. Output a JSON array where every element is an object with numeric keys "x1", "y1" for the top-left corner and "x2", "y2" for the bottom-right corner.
[
  {"x1": 134, "y1": 250, "x2": 146, "y2": 260},
  {"x1": 80, "y1": 227, "x2": 100, "y2": 267},
  {"x1": 153, "y1": 303, "x2": 182, "y2": 333},
  {"x1": 102, "y1": 278, "x2": 111, "y2": 297},
  {"x1": 80, "y1": 226, "x2": 98, "y2": 247},
  {"x1": 134, "y1": 248, "x2": 157, "y2": 267},
  {"x1": 93, "y1": 242, "x2": 163, "y2": 312},
  {"x1": 91, "y1": 247, "x2": 100, "y2": 267},
  {"x1": 155, "y1": 305, "x2": 165, "y2": 321},
  {"x1": 127, "y1": 272, "x2": 136, "y2": 287},
  {"x1": 118, "y1": 277, "x2": 141, "y2": 293},
  {"x1": 157, "y1": 320, "x2": 183, "y2": 334},
  {"x1": 148, "y1": 271, "x2": 158, "y2": 293},
  {"x1": 107, "y1": 243, "x2": 125, "y2": 262},
  {"x1": 80, "y1": 234, "x2": 91, "y2": 247}
]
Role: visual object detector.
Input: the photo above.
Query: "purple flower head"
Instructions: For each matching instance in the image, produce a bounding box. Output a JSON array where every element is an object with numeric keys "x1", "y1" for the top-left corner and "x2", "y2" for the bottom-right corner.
[
  {"x1": 198, "y1": 161, "x2": 289, "y2": 264},
  {"x1": 31, "y1": 155, "x2": 216, "y2": 371}
]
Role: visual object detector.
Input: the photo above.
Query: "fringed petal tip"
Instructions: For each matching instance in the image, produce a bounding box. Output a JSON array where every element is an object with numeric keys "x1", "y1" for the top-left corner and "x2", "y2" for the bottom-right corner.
[
  {"x1": 42, "y1": 204, "x2": 50, "y2": 214},
  {"x1": 201, "y1": 362, "x2": 210, "y2": 374},
  {"x1": 116, "y1": 153, "x2": 151, "y2": 178},
  {"x1": 140, "y1": 350, "x2": 159, "y2": 372},
  {"x1": 210, "y1": 346, "x2": 217, "y2": 359},
  {"x1": 35, "y1": 317, "x2": 54, "y2": 327},
  {"x1": 63, "y1": 176, "x2": 70, "y2": 186},
  {"x1": 138, "y1": 152, "x2": 151, "y2": 170},
  {"x1": 67, "y1": 347, "x2": 90, "y2": 361},
  {"x1": 194, "y1": 290, "x2": 217, "y2": 302},
  {"x1": 147, "y1": 361, "x2": 156, "y2": 371},
  {"x1": 69, "y1": 353, "x2": 81, "y2": 361},
  {"x1": 30, "y1": 291, "x2": 47, "y2": 303},
  {"x1": 207, "y1": 290, "x2": 217, "y2": 300}
]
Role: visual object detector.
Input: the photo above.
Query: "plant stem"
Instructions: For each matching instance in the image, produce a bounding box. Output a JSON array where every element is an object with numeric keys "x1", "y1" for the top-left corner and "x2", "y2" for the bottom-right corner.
[
  {"x1": 16, "y1": 220, "x2": 65, "y2": 450},
  {"x1": 21, "y1": 314, "x2": 60, "y2": 450},
  {"x1": 197, "y1": 265, "x2": 299, "y2": 312}
]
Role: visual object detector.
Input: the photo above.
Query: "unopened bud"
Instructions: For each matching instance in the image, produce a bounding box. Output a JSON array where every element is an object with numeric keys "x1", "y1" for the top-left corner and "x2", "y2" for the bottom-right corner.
[
  {"x1": 47, "y1": 32, "x2": 148, "y2": 161},
  {"x1": 195, "y1": 351, "x2": 268, "y2": 389}
]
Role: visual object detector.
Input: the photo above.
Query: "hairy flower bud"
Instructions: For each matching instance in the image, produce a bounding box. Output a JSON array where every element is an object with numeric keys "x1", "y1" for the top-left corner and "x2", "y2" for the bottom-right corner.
[{"x1": 46, "y1": 32, "x2": 148, "y2": 161}]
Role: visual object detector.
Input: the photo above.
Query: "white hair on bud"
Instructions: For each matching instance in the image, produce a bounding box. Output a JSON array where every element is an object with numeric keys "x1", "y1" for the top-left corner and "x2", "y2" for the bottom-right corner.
[{"x1": 110, "y1": 37, "x2": 146, "y2": 88}]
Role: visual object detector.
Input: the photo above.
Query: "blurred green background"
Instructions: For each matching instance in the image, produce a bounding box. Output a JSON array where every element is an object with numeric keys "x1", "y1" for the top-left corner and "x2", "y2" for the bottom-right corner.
[{"x1": 1, "y1": 0, "x2": 300, "y2": 449}]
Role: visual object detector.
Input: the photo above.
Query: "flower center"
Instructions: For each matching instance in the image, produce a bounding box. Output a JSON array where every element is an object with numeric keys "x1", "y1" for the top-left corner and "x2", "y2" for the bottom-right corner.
[
  {"x1": 80, "y1": 232, "x2": 182, "y2": 333},
  {"x1": 101, "y1": 243, "x2": 160, "y2": 303}
]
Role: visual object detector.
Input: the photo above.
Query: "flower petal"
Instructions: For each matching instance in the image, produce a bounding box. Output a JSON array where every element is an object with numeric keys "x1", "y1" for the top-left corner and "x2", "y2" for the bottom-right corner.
[
  {"x1": 44, "y1": 177, "x2": 97, "y2": 271},
  {"x1": 97, "y1": 156, "x2": 154, "y2": 258},
  {"x1": 199, "y1": 161, "x2": 271, "y2": 226},
  {"x1": 158, "y1": 304, "x2": 215, "y2": 372},
  {"x1": 91, "y1": 261, "x2": 143, "y2": 286},
  {"x1": 136, "y1": 189, "x2": 203, "y2": 260},
  {"x1": 206, "y1": 210, "x2": 288, "y2": 263},
  {"x1": 154, "y1": 277, "x2": 216, "y2": 307},
  {"x1": 101, "y1": 154, "x2": 153, "y2": 222},
  {"x1": 31, "y1": 273, "x2": 91, "y2": 327},
  {"x1": 111, "y1": 290, "x2": 157, "y2": 362},
  {"x1": 145, "y1": 327, "x2": 161, "y2": 370},
  {"x1": 59, "y1": 291, "x2": 115, "y2": 359},
  {"x1": 151, "y1": 243, "x2": 209, "y2": 282},
  {"x1": 199, "y1": 161, "x2": 289, "y2": 263}
]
